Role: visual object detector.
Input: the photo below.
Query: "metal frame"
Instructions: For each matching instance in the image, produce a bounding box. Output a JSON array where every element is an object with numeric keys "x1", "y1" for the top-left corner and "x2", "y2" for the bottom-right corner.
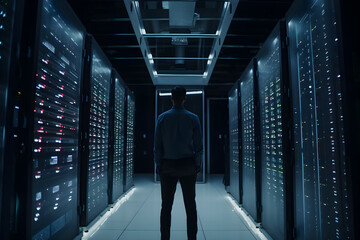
[
  {"x1": 253, "y1": 58, "x2": 262, "y2": 224},
  {"x1": 237, "y1": 80, "x2": 243, "y2": 204},
  {"x1": 279, "y1": 20, "x2": 294, "y2": 240},
  {"x1": 123, "y1": 0, "x2": 239, "y2": 86},
  {"x1": 154, "y1": 87, "x2": 206, "y2": 183},
  {"x1": 108, "y1": 70, "x2": 115, "y2": 203},
  {"x1": 335, "y1": 1, "x2": 359, "y2": 238}
]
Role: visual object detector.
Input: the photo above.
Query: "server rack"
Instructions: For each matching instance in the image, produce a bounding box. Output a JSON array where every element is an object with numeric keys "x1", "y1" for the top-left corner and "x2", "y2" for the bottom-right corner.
[
  {"x1": 124, "y1": 90, "x2": 135, "y2": 192},
  {"x1": 256, "y1": 21, "x2": 293, "y2": 240},
  {"x1": 108, "y1": 69, "x2": 126, "y2": 203},
  {"x1": 228, "y1": 83, "x2": 241, "y2": 204},
  {"x1": 286, "y1": 0, "x2": 354, "y2": 238},
  {"x1": 7, "y1": 0, "x2": 86, "y2": 239},
  {"x1": 80, "y1": 35, "x2": 111, "y2": 226},
  {"x1": 239, "y1": 59, "x2": 261, "y2": 223}
]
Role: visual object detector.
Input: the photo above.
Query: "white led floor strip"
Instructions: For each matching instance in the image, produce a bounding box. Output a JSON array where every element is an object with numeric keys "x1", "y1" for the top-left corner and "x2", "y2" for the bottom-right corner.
[
  {"x1": 226, "y1": 196, "x2": 269, "y2": 240},
  {"x1": 82, "y1": 188, "x2": 136, "y2": 240}
]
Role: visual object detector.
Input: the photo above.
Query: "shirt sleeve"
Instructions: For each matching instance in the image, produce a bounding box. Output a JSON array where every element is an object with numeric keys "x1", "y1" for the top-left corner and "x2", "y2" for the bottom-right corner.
[
  {"x1": 154, "y1": 117, "x2": 163, "y2": 169},
  {"x1": 193, "y1": 116, "x2": 203, "y2": 168}
]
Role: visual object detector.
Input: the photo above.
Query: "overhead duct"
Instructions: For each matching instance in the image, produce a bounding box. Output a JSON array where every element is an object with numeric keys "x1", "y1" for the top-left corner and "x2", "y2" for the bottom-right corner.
[
  {"x1": 168, "y1": 2, "x2": 195, "y2": 67},
  {"x1": 169, "y1": 2, "x2": 196, "y2": 27},
  {"x1": 171, "y1": 37, "x2": 188, "y2": 65}
]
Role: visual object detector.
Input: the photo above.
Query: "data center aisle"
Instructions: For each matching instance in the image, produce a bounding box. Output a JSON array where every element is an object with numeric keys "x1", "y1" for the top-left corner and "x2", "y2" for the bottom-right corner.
[{"x1": 85, "y1": 175, "x2": 260, "y2": 240}]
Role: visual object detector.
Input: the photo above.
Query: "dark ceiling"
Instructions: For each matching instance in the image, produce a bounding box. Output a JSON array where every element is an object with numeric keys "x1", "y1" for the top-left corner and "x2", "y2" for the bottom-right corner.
[{"x1": 68, "y1": 0, "x2": 294, "y2": 94}]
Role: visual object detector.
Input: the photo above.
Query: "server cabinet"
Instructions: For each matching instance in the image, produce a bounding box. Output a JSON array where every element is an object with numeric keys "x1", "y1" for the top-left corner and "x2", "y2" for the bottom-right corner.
[
  {"x1": 154, "y1": 88, "x2": 205, "y2": 183},
  {"x1": 124, "y1": 90, "x2": 135, "y2": 192},
  {"x1": 80, "y1": 35, "x2": 111, "y2": 226},
  {"x1": 0, "y1": 0, "x2": 16, "y2": 230},
  {"x1": 228, "y1": 83, "x2": 241, "y2": 203},
  {"x1": 286, "y1": 0, "x2": 354, "y2": 238},
  {"x1": 8, "y1": 0, "x2": 86, "y2": 239},
  {"x1": 108, "y1": 70, "x2": 126, "y2": 203},
  {"x1": 239, "y1": 59, "x2": 261, "y2": 222},
  {"x1": 256, "y1": 21, "x2": 293, "y2": 240}
]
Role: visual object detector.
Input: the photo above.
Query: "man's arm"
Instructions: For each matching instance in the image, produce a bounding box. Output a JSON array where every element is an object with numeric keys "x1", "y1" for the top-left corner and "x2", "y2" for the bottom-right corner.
[
  {"x1": 154, "y1": 117, "x2": 163, "y2": 172},
  {"x1": 193, "y1": 116, "x2": 203, "y2": 172}
]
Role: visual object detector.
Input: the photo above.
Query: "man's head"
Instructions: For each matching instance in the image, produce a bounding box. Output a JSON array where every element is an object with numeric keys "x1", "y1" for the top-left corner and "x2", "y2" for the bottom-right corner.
[{"x1": 171, "y1": 86, "x2": 186, "y2": 106}]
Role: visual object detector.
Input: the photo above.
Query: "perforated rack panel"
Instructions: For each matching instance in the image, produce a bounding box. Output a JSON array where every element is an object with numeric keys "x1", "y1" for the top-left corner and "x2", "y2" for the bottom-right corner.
[
  {"x1": 256, "y1": 22, "x2": 290, "y2": 240},
  {"x1": 84, "y1": 38, "x2": 111, "y2": 224},
  {"x1": 124, "y1": 93, "x2": 135, "y2": 191},
  {"x1": 30, "y1": 0, "x2": 85, "y2": 238},
  {"x1": 111, "y1": 71, "x2": 125, "y2": 202},
  {"x1": 228, "y1": 84, "x2": 240, "y2": 203},
  {"x1": 287, "y1": 0, "x2": 353, "y2": 238},
  {"x1": 240, "y1": 62, "x2": 259, "y2": 221}
]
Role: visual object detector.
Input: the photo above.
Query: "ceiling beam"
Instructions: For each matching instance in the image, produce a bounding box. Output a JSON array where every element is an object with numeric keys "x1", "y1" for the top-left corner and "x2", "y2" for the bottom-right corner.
[
  {"x1": 110, "y1": 57, "x2": 251, "y2": 60},
  {"x1": 93, "y1": 33, "x2": 267, "y2": 37},
  {"x1": 102, "y1": 44, "x2": 260, "y2": 48},
  {"x1": 89, "y1": 17, "x2": 278, "y2": 22}
]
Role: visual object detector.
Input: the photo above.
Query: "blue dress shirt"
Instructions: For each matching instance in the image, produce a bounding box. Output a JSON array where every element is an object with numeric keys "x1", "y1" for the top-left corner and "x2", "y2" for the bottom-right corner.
[{"x1": 154, "y1": 105, "x2": 203, "y2": 170}]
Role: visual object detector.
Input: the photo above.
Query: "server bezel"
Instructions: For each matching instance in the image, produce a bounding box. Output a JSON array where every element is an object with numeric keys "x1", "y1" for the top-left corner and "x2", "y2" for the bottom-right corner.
[
  {"x1": 108, "y1": 69, "x2": 126, "y2": 203},
  {"x1": 123, "y1": 88, "x2": 135, "y2": 192},
  {"x1": 255, "y1": 20, "x2": 294, "y2": 240},
  {"x1": 11, "y1": 0, "x2": 86, "y2": 239},
  {"x1": 79, "y1": 35, "x2": 112, "y2": 227}
]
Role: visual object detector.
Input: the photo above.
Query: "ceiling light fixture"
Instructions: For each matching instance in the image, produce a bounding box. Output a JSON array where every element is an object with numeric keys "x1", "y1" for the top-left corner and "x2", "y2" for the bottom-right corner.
[{"x1": 159, "y1": 90, "x2": 203, "y2": 97}]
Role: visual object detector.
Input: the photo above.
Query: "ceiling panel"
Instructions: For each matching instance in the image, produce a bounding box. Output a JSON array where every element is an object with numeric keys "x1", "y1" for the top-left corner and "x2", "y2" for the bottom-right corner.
[{"x1": 68, "y1": 0, "x2": 294, "y2": 91}]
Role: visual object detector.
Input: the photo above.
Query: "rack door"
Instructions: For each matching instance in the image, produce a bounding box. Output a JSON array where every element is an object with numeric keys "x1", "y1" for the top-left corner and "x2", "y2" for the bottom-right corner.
[
  {"x1": 256, "y1": 22, "x2": 292, "y2": 240},
  {"x1": 80, "y1": 36, "x2": 111, "y2": 226},
  {"x1": 124, "y1": 93, "x2": 135, "y2": 191},
  {"x1": 240, "y1": 60, "x2": 260, "y2": 222},
  {"x1": 228, "y1": 84, "x2": 240, "y2": 203},
  {"x1": 287, "y1": 0, "x2": 353, "y2": 238},
  {"x1": 30, "y1": 0, "x2": 85, "y2": 238},
  {"x1": 109, "y1": 70, "x2": 126, "y2": 202}
]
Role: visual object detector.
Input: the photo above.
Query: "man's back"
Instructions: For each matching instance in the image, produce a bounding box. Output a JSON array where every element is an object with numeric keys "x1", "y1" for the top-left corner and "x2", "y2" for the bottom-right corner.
[{"x1": 157, "y1": 106, "x2": 200, "y2": 160}]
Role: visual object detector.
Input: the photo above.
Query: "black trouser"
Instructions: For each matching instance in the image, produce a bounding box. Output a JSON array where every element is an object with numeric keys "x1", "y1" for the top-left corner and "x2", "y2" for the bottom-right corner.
[{"x1": 160, "y1": 173, "x2": 197, "y2": 240}]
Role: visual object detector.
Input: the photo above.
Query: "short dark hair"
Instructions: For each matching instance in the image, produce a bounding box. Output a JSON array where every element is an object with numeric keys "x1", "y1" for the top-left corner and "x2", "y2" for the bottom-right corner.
[{"x1": 171, "y1": 86, "x2": 186, "y2": 105}]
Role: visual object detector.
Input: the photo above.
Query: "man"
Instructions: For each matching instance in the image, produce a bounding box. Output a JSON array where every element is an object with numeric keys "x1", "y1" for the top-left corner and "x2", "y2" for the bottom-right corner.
[{"x1": 154, "y1": 86, "x2": 203, "y2": 240}]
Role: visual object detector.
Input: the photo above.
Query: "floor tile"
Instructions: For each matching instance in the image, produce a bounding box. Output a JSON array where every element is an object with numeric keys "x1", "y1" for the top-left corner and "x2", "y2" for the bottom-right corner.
[
  {"x1": 84, "y1": 174, "x2": 263, "y2": 240},
  {"x1": 98, "y1": 219, "x2": 129, "y2": 230},
  {"x1": 86, "y1": 229, "x2": 122, "y2": 240},
  {"x1": 118, "y1": 230, "x2": 161, "y2": 240},
  {"x1": 170, "y1": 230, "x2": 206, "y2": 240},
  {"x1": 204, "y1": 230, "x2": 256, "y2": 240}
]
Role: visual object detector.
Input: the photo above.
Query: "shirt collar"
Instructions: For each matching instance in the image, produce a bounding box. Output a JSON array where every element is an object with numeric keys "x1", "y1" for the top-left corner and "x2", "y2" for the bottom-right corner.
[{"x1": 172, "y1": 105, "x2": 185, "y2": 110}]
